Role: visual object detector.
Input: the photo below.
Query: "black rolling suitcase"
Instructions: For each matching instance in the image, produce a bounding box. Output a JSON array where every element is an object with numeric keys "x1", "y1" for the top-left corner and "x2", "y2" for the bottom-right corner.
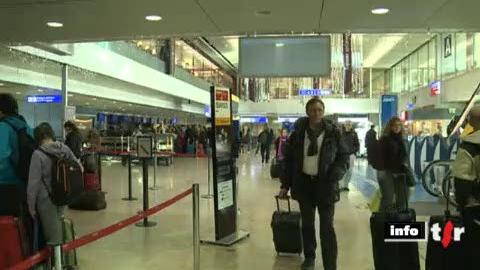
[
  {"x1": 271, "y1": 196, "x2": 302, "y2": 255},
  {"x1": 425, "y1": 182, "x2": 471, "y2": 270},
  {"x1": 370, "y1": 174, "x2": 420, "y2": 270}
]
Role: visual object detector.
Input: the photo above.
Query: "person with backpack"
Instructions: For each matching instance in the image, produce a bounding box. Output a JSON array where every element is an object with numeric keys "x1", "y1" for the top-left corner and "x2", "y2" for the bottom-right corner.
[
  {"x1": 27, "y1": 122, "x2": 82, "y2": 245},
  {"x1": 64, "y1": 121, "x2": 83, "y2": 159},
  {"x1": 0, "y1": 93, "x2": 34, "y2": 216},
  {"x1": 375, "y1": 117, "x2": 411, "y2": 212},
  {"x1": 452, "y1": 106, "x2": 480, "y2": 211}
]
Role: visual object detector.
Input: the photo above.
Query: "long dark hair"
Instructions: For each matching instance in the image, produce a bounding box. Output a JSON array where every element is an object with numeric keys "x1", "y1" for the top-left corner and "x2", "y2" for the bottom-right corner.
[{"x1": 383, "y1": 116, "x2": 403, "y2": 137}]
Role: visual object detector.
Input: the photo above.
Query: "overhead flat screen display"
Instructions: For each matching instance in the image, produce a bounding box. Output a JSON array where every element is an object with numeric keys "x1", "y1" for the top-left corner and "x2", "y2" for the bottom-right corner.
[{"x1": 239, "y1": 36, "x2": 331, "y2": 77}]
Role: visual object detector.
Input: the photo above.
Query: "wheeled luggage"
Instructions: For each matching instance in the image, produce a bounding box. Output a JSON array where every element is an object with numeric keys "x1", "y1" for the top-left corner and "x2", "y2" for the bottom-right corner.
[
  {"x1": 83, "y1": 173, "x2": 100, "y2": 191},
  {"x1": 68, "y1": 190, "x2": 107, "y2": 211},
  {"x1": 271, "y1": 196, "x2": 303, "y2": 255},
  {"x1": 425, "y1": 182, "x2": 470, "y2": 270},
  {"x1": 370, "y1": 174, "x2": 420, "y2": 270},
  {"x1": 0, "y1": 216, "x2": 30, "y2": 269},
  {"x1": 62, "y1": 218, "x2": 78, "y2": 269}
]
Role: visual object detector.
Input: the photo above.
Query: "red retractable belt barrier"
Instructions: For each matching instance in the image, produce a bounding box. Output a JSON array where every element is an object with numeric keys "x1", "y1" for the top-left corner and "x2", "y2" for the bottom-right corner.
[{"x1": 8, "y1": 188, "x2": 193, "y2": 270}]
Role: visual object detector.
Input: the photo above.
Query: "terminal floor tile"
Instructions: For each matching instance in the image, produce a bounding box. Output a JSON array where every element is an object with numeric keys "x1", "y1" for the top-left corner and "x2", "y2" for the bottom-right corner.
[{"x1": 65, "y1": 153, "x2": 435, "y2": 269}]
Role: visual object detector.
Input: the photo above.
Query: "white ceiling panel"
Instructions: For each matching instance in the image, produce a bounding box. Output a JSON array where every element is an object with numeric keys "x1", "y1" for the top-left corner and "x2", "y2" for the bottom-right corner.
[
  {"x1": 318, "y1": 0, "x2": 450, "y2": 33},
  {"x1": 0, "y1": 0, "x2": 218, "y2": 42},
  {"x1": 197, "y1": 0, "x2": 323, "y2": 34}
]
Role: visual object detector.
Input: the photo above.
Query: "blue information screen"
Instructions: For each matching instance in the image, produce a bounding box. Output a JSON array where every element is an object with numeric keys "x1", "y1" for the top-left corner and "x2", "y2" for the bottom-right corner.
[
  {"x1": 26, "y1": 95, "x2": 62, "y2": 104},
  {"x1": 381, "y1": 95, "x2": 398, "y2": 127}
]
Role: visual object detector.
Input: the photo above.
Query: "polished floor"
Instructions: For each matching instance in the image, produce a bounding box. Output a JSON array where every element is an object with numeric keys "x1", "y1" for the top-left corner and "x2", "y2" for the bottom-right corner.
[{"x1": 65, "y1": 152, "x2": 439, "y2": 270}]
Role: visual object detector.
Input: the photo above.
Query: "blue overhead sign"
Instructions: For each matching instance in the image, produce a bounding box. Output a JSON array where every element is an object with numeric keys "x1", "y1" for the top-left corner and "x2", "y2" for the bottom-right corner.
[
  {"x1": 380, "y1": 95, "x2": 398, "y2": 127},
  {"x1": 26, "y1": 95, "x2": 62, "y2": 104},
  {"x1": 298, "y1": 89, "x2": 332, "y2": 96}
]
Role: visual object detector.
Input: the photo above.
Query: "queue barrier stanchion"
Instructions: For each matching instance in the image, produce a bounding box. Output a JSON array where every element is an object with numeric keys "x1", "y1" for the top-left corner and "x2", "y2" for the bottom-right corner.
[
  {"x1": 53, "y1": 245, "x2": 62, "y2": 270},
  {"x1": 97, "y1": 152, "x2": 102, "y2": 191},
  {"x1": 193, "y1": 183, "x2": 200, "y2": 270},
  {"x1": 122, "y1": 154, "x2": 138, "y2": 201},
  {"x1": 136, "y1": 157, "x2": 157, "y2": 227}
]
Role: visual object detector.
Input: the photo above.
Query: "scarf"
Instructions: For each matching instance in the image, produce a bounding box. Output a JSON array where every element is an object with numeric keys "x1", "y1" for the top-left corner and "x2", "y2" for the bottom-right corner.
[{"x1": 306, "y1": 122, "x2": 324, "y2": 156}]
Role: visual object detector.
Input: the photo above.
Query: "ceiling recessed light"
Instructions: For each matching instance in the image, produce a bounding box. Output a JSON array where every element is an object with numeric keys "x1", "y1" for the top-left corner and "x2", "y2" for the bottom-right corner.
[
  {"x1": 68, "y1": 94, "x2": 74, "y2": 97},
  {"x1": 86, "y1": 102, "x2": 90, "y2": 105},
  {"x1": 92, "y1": 97, "x2": 97, "y2": 101},
  {"x1": 275, "y1": 43, "x2": 285, "y2": 47},
  {"x1": 37, "y1": 89, "x2": 44, "y2": 93},
  {"x1": 15, "y1": 92, "x2": 21, "y2": 95},
  {"x1": 145, "y1": 15, "x2": 162, "y2": 22},
  {"x1": 46, "y1": 22, "x2": 63, "y2": 28},
  {"x1": 371, "y1": 8, "x2": 390, "y2": 15},
  {"x1": 128, "y1": 104, "x2": 132, "y2": 106},
  {"x1": 0, "y1": 83, "x2": 4, "y2": 86}
]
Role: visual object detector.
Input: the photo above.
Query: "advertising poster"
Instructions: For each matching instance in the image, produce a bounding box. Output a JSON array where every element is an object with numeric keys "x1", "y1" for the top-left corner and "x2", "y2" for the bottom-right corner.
[{"x1": 215, "y1": 88, "x2": 231, "y2": 126}]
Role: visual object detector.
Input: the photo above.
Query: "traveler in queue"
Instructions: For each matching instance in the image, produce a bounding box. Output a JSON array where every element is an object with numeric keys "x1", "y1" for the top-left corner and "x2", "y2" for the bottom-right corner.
[
  {"x1": 27, "y1": 123, "x2": 82, "y2": 245},
  {"x1": 340, "y1": 121, "x2": 359, "y2": 192},
  {"x1": 377, "y1": 117, "x2": 410, "y2": 212},
  {"x1": 64, "y1": 121, "x2": 83, "y2": 159},
  {"x1": 279, "y1": 97, "x2": 349, "y2": 270},
  {"x1": 452, "y1": 106, "x2": 480, "y2": 211},
  {"x1": 0, "y1": 93, "x2": 33, "y2": 216}
]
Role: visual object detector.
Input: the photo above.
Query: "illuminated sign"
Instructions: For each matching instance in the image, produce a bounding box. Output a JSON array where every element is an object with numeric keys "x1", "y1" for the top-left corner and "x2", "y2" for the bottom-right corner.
[
  {"x1": 298, "y1": 89, "x2": 332, "y2": 96},
  {"x1": 26, "y1": 95, "x2": 62, "y2": 103},
  {"x1": 430, "y1": 81, "x2": 441, "y2": 96}
]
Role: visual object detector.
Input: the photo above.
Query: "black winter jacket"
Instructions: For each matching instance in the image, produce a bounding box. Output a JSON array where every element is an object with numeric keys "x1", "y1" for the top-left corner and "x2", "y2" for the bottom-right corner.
[
  {"x1": 65, "y1": 131, "x2": 83, "y2": 159},
  {"x1": 380, "y1": 134, "x2": 408, "y2": 173},
  {"x1": 281, "y1": 118, "x2": 349, "y2": 204}
]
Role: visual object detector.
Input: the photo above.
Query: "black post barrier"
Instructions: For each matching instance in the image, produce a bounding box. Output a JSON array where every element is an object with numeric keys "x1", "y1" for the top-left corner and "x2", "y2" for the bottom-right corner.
[
  {"x1": 136, "y1": 158, "x2": 157, "y2": 227},
  {"x1": 97, "y1": 153, "x2": 102, "y2": 191},
  {"x1": 122, "y1": 154, "x2": 137, "y2": 201}
]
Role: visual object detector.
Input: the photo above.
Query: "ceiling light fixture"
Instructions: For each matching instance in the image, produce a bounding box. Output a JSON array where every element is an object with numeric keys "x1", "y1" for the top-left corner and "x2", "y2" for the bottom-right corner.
[
  {"x1": 371, "y1": 8, "x2": 390, "y2": 15},
  {"x1": 92, "y1": 97, "x2": 97, "y2": 101},
  {"x1": 255, "y1": 10, "x2": 272, "y2": 16},
  {"x1": 16, "y1": 92, "x2": 21, "y2": 95},
  {"x1": 86, "y1": 102, "x2": 90, "y2": 105},
  {"x1": 0, "y1": 83, "x2": 4, "y2": 86},
  {"x1": 37, "y1": 89, "x2": 44, "y2": 93},
  {"x1": 145, "y1": 15, "x2": 162, "y2": 22},
  {"x1": 68, "y1": 94, "x2": 74, "y2": 97},
  {"x1": 275, "y1": 43, "x2": 285, "y2": 47},
  {"x1": 46, "y1": 21, "x2": 64, "y2": 28}
]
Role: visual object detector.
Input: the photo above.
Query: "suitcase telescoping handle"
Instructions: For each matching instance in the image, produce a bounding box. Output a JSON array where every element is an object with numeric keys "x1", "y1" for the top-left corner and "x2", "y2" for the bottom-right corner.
[{"x1": 275, "y1": 195, "x2": 291, "y2": 212}]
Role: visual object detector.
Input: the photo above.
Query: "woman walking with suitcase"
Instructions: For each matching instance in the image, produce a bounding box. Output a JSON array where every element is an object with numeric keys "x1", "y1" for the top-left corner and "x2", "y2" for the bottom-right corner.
[{"x1": 376, "y1": 117, "x2": 414, "y2": 212}]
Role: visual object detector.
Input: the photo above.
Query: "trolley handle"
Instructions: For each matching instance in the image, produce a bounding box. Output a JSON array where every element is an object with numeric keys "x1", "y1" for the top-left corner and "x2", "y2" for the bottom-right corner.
[{"x1": 275, "y1": 195, "x2": 291, "y2": 212}]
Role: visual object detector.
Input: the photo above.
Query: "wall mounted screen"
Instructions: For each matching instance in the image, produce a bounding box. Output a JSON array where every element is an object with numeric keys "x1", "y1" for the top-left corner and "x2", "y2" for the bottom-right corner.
[{"x1": 239, "y1": 36, "x2": 331, "y2": 77}]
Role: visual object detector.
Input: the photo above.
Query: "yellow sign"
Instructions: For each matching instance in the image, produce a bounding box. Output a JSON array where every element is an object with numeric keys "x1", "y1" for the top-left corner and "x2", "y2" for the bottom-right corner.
[{"x1": 214, "y1": 87, "x2": 231, "y2": 126}]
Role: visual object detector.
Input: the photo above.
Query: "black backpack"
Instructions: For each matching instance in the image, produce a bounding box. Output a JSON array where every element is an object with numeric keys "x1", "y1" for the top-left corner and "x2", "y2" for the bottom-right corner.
[
  {"x1": 2, "y1": 118, "x2": 36, "y2": 182},
  {"x1": 39, "y1": 149, "x2": 84, "y2": 206},
  {"x1": 367, "y1": 137, "x2": 386, "y2": 170}
]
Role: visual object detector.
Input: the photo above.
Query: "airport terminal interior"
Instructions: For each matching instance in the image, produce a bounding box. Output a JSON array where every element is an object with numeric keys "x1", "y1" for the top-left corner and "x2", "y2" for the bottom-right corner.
[{"x1": 1, "y1": 0, "x2": 480, "y2": 269}]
